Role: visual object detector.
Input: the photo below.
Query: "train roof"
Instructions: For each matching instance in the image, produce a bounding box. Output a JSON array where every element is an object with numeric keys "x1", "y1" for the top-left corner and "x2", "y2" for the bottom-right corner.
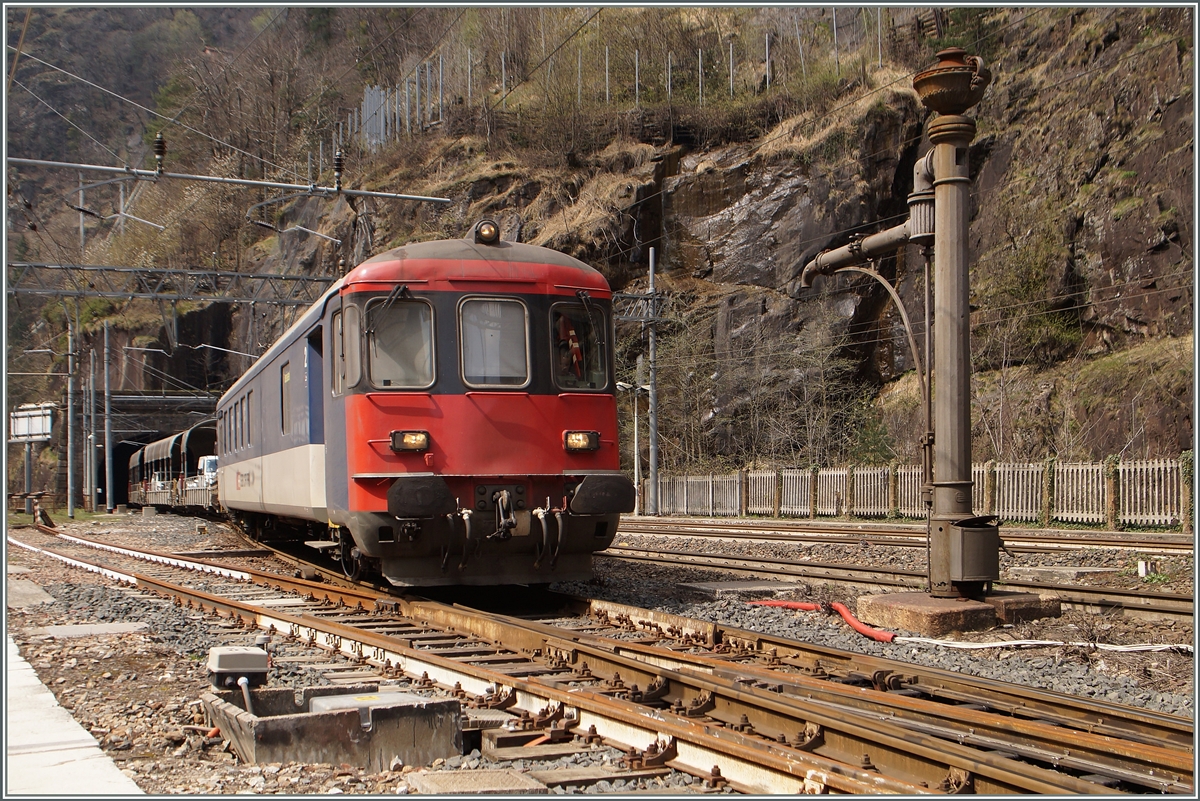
[
  {"x1": 219, "y1": 237, "x2": 608, "y2": 405},
  {"x1": 130, "y1": 418, "x2": 216, "y2": 469},
  {"x1": 351, "y1": 237, "x2": 610, "y2": 292}
]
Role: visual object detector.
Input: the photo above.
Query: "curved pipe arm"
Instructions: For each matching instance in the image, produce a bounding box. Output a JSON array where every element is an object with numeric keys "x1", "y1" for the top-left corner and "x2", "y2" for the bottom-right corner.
[
  {"x1": 799, "y1": 220, "x2": 911, "y2": 288},
  {"x1": 831, "y1": 264, "x2": 926, "y2": 404}
]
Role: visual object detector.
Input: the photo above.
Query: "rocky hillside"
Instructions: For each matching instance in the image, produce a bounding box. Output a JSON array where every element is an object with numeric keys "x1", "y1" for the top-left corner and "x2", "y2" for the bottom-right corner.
[{"x1": 8, "y1": 7, "x2": 1192, "y2": 486}]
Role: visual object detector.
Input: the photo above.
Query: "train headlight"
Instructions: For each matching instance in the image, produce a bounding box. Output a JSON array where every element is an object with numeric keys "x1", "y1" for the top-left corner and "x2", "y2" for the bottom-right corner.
[
  {"x1": 563, "y1": 431, "x2": 600, "y2": 452},
  {"x1": 474, "y1": 219, "x2": 500, "y2": 245},
  {"x1": 390, "y1": 430, "x2": 430, "y2": 452}
]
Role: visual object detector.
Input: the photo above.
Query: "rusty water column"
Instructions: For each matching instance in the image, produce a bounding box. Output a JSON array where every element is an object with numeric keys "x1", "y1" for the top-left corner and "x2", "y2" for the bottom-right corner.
[{"x1": 913, "y1": 48, "x2": 998, "y2": 598}]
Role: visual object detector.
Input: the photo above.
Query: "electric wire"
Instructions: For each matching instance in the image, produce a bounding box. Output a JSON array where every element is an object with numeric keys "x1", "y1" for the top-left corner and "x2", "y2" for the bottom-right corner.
[
  {"x1": 11, "y1": 79, "x2": 123, "y2": 163},
  {"x1": 8, "y1": 49, "x2": 299, "y2": 180},
  {"x1": 637, "y1": 279, "x2": 1194, "y2": 374},
  {"x1": 568, "y1": 8, "x2": 1179, "y2": 267}
]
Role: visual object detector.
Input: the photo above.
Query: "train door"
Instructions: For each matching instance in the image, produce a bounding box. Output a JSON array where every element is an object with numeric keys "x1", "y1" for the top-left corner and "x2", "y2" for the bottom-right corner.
[
  {"x1": 306, "y1": 326, "x2": 327, "y2": 519},
  {"x1": 324, "y1": 299, "x2": 351, "y2": 525}
]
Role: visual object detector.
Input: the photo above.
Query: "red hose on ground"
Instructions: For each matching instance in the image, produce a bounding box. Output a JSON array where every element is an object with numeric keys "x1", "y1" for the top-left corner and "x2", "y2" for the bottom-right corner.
[
  {"x1": 831, "y1": 602, "x2": 895, "y2": 643},
  {"x1": 748, "y1": 600, "x2": 820, "y2": 611},
  {"x1": 748, "y1": 600, "x2": 896, "y2": 643}
]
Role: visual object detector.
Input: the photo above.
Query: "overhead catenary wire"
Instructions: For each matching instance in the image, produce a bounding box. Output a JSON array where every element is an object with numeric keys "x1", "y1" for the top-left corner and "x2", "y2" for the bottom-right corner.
[
  {"x1": 13, "y1": 12, "x2": 1186, "y2": 378},
  {"x1": 636, "y1": 279, "x2": 1193, "y2": 375},
  {"x1": 9, "y1": 49, "x2": 300, "y2": 180}
]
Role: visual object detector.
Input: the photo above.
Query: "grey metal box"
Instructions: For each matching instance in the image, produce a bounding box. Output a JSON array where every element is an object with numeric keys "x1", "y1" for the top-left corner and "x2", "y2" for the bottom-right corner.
[
  {"x1": 207, "y1": 646, "x2": 269, "y2": 688},
  {"x1": 949, "y1": 518, "x2": 1000, "y2": 581}
]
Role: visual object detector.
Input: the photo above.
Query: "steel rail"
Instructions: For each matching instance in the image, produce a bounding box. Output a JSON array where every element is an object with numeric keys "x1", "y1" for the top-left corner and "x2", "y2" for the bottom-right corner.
[
  {"x1": 618, "y1": 518, "x2": 1194, "y2": 555},
  {"x1": 408, "y1": 601, "x2": 1191, "y2": 793},
  {"x1": 104, "y1": 578, "x2": 1153, "y2": 792},
  {"x1": 13, "y1": 530, "x2": 1159, "y2": 793},
  {"x1": 601, "y1": 546, "x2": 1194, "y2": 622},
  {"x1": 39, "y1": 526, "x2": 1197, "y2": 750},
  {"x1": 6, "y1": 533, "x2": 931, "y2": 794},
  {"x1": 556, "y1": 622, "x2": 1192, "y2": 791}
]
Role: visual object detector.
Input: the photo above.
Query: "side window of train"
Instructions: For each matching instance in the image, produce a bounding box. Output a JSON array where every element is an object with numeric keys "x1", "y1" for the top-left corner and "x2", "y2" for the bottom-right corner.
[
  {"x1": 344, "y1": 304, "x2": 362, "y2": 389},
  {"x1": 246, "y1": 390, "x2": 253, "y2": 446},
  {"x1": 460, "y1": 298, "x2": 529, "y2": 388},
  {"x1": 281, "y1": 362, "x2": 291, "y2": 434},
  {"x1": 367, "y1": 299, "x2": 434, "y2": 388},
  {"x1": 551, "y1": 303, "x2": 608, "y2": 390},
  {"x1": 331, "y1": 310, "x2": 343, "y2": 395}
]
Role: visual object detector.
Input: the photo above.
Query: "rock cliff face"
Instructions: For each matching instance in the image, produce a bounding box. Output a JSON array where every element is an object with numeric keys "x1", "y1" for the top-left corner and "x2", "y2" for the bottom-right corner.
[
  {"x1": 637, "y1": 7, "x2": 1193, "y2": 463},
  {"x1": 226, "y1": 8, "x2": 1190, "y2": 465},
  {"x1": 72, "y1": 7, "x2": 1189, "y2": 468}
]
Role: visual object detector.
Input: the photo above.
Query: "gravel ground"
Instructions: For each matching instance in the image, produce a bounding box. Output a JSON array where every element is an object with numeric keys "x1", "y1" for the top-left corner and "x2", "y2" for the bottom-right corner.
[{"x1": 6, "y1": 510, "x2": 1194, "y2": 794}]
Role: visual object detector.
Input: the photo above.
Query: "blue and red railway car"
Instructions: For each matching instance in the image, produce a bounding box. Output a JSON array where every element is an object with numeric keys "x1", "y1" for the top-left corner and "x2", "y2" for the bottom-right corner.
[{"x1": 216, "y1": 220, "x2": 635, "y2": 586}]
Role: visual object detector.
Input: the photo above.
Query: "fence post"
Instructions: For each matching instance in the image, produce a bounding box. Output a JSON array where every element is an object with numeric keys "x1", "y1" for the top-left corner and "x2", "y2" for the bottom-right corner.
[
  {"x1": 708, "y1": 473, "x2": 714, "y2": 517},
  {"x1": 1104, "y1": 454, "x2": 1120, "y2": 531},
  {"x1": 1042, "y1": 456, "x2": 1055, "y2": 528},
  {"x1": 888, "y1": 462, "x2": 899, "y2": 518},
  {"x1": 984, "y1": 459, "x2": 996, "y2": 515},
  {"x1": 773, "y1": 470, "x2": 782, "y2": 518},
  {"x1": 846, "y1": 465, "x2": 856, "y2": 519},
  {"x1": 739, "y1": 469, "x2": 748, "y2": 517},
  {"x1": 809, "y1": 465, "x2": 819, "y2": 519},
  {"x1": 1181, "y1": 450, "x2": 1193, "y2": 535}
]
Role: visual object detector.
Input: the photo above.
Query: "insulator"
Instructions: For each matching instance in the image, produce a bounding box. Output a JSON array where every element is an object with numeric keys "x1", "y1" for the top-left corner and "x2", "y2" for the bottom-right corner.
[
  {"x1": 333, "y1": 150, "x2": 345, "y2": 176},
  {"x1": 153, "y1": 132, "x2": 166, "y2": 159}
]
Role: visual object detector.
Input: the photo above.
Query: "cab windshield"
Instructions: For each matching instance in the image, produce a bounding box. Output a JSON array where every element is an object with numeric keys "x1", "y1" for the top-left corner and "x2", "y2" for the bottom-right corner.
[
  {"x1": 551, "y1": 303, "x2": 608, "y2": 390},
  {"x1": 367, "y1": 300, "x2": 434, "y2": 388},
  {"x1": 461, "y1": 298, "x2": 529, "y2": 387}
]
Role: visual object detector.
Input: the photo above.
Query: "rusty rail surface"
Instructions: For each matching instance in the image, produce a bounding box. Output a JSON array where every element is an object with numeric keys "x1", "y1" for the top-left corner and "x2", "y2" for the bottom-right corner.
[
  {"x1": 618, "y1": 517, "x2": 1194, "y2": 555},
  {"x1": 601, "y1": 545, "x2": 1194, "y2": 623},
  {"x1": 9, "y1": 528, "x2": 1193, "y2": 794}
]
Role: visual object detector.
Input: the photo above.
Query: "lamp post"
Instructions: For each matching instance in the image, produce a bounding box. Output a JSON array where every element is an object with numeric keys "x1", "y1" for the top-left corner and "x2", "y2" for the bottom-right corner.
[{"x1": 617, "y1": 377, "x2": 651, "y2": 515}]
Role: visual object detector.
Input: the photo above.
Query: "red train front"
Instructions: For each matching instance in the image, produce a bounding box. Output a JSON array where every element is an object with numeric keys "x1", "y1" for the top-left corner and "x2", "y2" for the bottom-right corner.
[{"x1": 219, "y1": 220, "x2": 634, "y2": 586}]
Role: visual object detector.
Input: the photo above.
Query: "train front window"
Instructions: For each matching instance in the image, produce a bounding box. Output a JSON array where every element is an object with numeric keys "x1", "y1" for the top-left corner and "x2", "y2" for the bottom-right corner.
[
  {"x1": 368, "y1": 300, "x2": 434, "y2": 388},
  {"x1": 460, "y1": 298, "x2": 529, "y2": 387},
  {"x1": 551, "y1": 304, "x2": 608, "y2": 390}
]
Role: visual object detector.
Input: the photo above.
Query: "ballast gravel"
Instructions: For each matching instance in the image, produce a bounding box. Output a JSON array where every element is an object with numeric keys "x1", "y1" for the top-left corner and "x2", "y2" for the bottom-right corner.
[{"x1": 6, "y1": 511, "x2": 1193, "y2": 794}]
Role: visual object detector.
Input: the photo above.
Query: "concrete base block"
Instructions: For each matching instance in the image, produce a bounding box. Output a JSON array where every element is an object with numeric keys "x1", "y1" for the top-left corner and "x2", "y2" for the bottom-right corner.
[
  {"x1": 407, "y1": 769, "x2": 548, "y2": 795},
  {"x1": 7, "y1": 579, "x2": 56, "y2": 607},
  {"x1": 37, "y1": 622, "x2": 148, "y2": 638},
  {"x1": 202, "y1": 684, "x2": 461, "y2": 771},
  {"x1": 679, "y1": 580, "x2": 805, "y2": 598},
  {"x1": 984, "y1": 591, "x2": 1061, "y2": 624},
  {"x1": 1007, "y1": 566, "x2": 1118, "y2": 582},
  {"x1": 857, "y1": 592, "x2": 996, "y2": 637},
  {"x1": 142, "y1": 506, "x2": 156, "y2": 517}
]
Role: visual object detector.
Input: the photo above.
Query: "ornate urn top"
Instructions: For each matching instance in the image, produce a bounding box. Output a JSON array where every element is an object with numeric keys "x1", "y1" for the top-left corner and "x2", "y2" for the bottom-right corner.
[{"x1": 912, "y1": 47, "x2": 992, "y2": 115}]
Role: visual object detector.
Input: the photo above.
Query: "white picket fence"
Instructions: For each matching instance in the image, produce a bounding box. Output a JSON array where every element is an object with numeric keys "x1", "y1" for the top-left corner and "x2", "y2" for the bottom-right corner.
[
  {"x1": 780, "y1": 469, "x2": 812, "y2": 517},
  {"x1": 1054, "y1": 462, "x2": 1106, "y2": 524},
  {"x1": 649, "y1": 457, "x2": 1189, "y2": 529},
  {"x1": 855, "y1": 466, "x2": 890, "y2": 518},
  {"x1": 993, "y1": 462, "x2": 1043, "y2": 523},
  {"x1": 1120, "y1": 459, "x2": 1182, "y2": 526}
]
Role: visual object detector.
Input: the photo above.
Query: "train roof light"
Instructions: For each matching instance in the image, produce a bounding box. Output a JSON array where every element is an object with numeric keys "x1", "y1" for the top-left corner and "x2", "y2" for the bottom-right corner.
[{"x1": 473, "y1": 219, "x2": 500, "y2": 245}]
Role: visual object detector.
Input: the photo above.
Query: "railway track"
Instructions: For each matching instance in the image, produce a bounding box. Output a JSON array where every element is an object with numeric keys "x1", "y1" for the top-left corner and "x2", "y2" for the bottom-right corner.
[
  {"x1": 601, "y1": 545, "x2": 1195, "y2": 623},
  {"x1": 8, "y1": 526, "x2": 1193, "y2": 794},
  {"x1": 618, "y1": 517, "x2": 1194, "y2": 555}
]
